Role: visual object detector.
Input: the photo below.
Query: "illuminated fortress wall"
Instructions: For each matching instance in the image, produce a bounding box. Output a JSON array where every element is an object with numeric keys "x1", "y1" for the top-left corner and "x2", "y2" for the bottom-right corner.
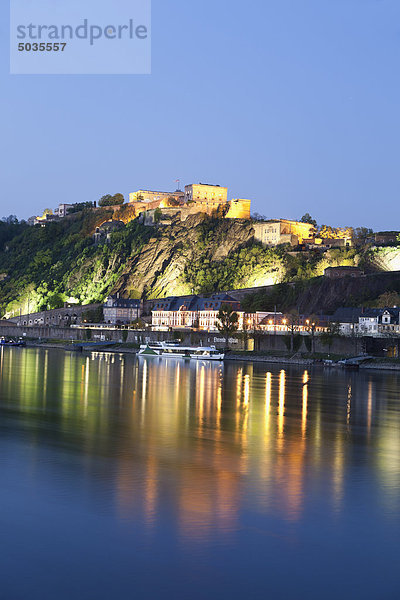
[
  {"x1": 129, "y1": 189, "x2": 184, "y2": 203},
  {"x1": 280, "y1": 220, "x2": 314, "y2": 241},
  {"x1": 225, "y1": 199, "x2": 251, "y2": 219},
  {"x1": 126, "y1": 183, "x2": 251, "y2": 223},
  {"x1": 253, "y1": 220, "x2": 314, "y2": 246}
]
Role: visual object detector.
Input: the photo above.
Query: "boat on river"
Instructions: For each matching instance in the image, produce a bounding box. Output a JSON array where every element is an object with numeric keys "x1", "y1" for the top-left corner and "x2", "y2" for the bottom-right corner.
[
  {"x1": 0, "y1": 337, "x2": 26, "y2": 347},
  {"x1": 138, "y1": 342, "x2": 225, "y2": 361}
]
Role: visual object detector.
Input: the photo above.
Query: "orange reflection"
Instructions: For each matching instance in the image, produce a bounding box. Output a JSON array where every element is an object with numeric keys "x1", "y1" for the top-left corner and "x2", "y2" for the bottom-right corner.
[
  {"x1": 347, "y1": 383, "x2": 352, "y2": 428},
  {"x1": 302, "y1": 370, "x2": 308, "y2": 439},
  {"x1": 144, "y1": 454, "x2": 158, "y2": 527},
  {"x1": 265, "y1": 372, "x2": 272, "y2": 432},
  {"x1": 244, "y1": 374, "x2": 250, "y2": 406},
  {"x1": 332, "y1": 437, "x2": 344, "y2": 513},
  {"x1": 367, "y1": 380, "x2": 373, "y2": 437},
  {"x1": 4, "y1": 348, "x2": 398, "y2": 542},
  {"x1": 278, "y1": 370, "x2": 285, "y2": 440},
  {"x1": 236, "y1": 368, "x2": 243, "y2": 407}
]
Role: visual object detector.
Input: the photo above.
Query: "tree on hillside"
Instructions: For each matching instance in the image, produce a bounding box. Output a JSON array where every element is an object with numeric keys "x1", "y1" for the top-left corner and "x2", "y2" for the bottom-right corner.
[
  {"x1": 216, "y1": 304, "x2": 239, "y2": 351},
  {"x1": 98, "y1": 194, "x2": 124, "y2": 207},
  {"x1": 251, "y1": 212, "x2": 266, "y2": 222},
  {"x1": 46, "y1": 292, "x2": 65, "y2": 310},
  {"x1": 67, "y1": 202, "x2": 95, "y2": 214},
  {"x1": 375, "y1": 291, "x2": 400, "y2": 308},
  {"x1": 300, "y1": 213, "x2": 317, "y2": 228},
  {"x1": 319, "y1": 225, "x2": 353, "y2": 239},
  {"x1": 153, "y1": 208, "x2": 162, "y2": 223},
  {"x1": 99, "y1": 195, "x2": 114, "y2": 207},
  {"x1": 2, "y1": 215, "x2": 18, "y2": 224},
  {"x1": 112, "y1": 193, "x2": 125, "y2": 205},
  {"x1": 353, "y1": 227, "x2": 374, "y2": 245}
]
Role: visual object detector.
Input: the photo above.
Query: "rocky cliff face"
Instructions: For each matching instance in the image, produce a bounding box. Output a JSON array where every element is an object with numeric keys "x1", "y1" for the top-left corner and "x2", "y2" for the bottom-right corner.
[
  {"x1": 367, "y1": 247, "x2": 400, "y2": 272},
  {"x1": 109, "y1": 220, "x2": 400, "y2": 304},
  {"x1": 113, "y1": 215, "x2": 255, "y2": 299}
]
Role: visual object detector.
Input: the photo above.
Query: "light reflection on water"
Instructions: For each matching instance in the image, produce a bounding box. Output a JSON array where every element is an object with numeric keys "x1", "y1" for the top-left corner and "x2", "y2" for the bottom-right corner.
[{"x1": 0, "y1": 347, "x2": 400, "y2": 599}]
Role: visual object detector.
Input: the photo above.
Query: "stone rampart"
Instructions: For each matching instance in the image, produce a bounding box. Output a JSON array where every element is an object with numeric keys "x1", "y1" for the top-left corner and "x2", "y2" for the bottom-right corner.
[{"x1": 6, "y1": 304, "x2": 101, "y2": 327}]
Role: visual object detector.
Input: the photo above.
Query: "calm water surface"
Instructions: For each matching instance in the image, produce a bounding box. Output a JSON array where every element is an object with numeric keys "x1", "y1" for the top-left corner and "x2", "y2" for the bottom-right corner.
[{"x1": 0, "y1": 347, "x2": 399, "y2": 599}]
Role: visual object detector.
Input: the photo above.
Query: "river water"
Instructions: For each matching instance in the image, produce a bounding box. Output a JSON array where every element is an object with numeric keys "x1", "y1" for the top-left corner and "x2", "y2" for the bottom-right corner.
[{"x1": 0, "y1": 347, "x2": 399, "y2": 599}]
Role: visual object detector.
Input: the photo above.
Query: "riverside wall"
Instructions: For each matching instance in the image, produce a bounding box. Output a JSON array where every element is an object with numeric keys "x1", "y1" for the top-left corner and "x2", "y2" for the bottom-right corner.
[
  {"x1": 0, "y1": 324, "x2": 250, "y2": 348},
  {"x1": 0, "y1": 323, "x2": 389, "y2": 356},
  {"x1": 0, "y1": 324, "x2": 128, "y2": 343}
]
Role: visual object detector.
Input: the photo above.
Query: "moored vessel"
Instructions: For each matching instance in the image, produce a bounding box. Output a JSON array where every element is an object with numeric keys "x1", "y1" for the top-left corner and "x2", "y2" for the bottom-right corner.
[
  {"x1": 0, "y1": 337, "x2": 26, "y2": 347},
  {"x1": 138, "y1": 342, "x2": 224, "y2": 361}
]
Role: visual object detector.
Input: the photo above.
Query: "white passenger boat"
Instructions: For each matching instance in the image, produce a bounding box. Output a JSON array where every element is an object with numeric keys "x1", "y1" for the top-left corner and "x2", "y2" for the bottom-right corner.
[
  {"x1": 138, "y1": 342, "x2": 224, "y2": 361},
  {"x1": 189, "y1": 347, "x2": 225, "y2": 360}
]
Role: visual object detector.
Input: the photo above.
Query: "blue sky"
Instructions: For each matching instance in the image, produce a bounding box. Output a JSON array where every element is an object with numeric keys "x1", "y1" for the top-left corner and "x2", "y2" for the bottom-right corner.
[{"x1": 1, "y1": 0, "x2": 400, "y2": 229}]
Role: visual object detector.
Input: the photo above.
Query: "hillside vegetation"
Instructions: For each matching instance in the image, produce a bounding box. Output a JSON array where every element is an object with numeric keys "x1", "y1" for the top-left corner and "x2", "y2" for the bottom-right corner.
[
  {"x1": 241, "y1": 272, "x2": 400, "y2": 314},
  {"x1": 0, "y1": 209, "x2": 399, "y2": 317}
]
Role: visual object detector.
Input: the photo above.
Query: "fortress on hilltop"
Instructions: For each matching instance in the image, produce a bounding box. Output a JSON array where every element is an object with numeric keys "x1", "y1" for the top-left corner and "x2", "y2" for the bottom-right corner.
[{"x1": 127, "y1": 182, "x2": 251, "y2": 223}]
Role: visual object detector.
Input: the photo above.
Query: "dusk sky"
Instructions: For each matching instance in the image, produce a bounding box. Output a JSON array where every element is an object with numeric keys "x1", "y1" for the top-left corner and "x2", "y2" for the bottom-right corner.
[{"x1": 1, "y1": 0, "x2": 399, "y2": 229}]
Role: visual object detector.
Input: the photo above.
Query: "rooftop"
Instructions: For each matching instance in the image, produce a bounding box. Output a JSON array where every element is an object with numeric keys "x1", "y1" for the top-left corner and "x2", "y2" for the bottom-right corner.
[
  {"x1": 325, "y1": 266, "x2": 361, "y2": 270},
  {"x1": 136, "y1": 189, "x2": 182, "y2": 194},
  {"x1": 197, "y1": 183, "x2": 221, "y2": 187},
  {"x1": 152, "y1": 293, "x2": 241, "y2": 312},
  {"x1": 105, "y1": 295, "x2": 141, "y2": 308},
  {"x1": 330, "y1": 307, "x2": 364, "y2": 323}
]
